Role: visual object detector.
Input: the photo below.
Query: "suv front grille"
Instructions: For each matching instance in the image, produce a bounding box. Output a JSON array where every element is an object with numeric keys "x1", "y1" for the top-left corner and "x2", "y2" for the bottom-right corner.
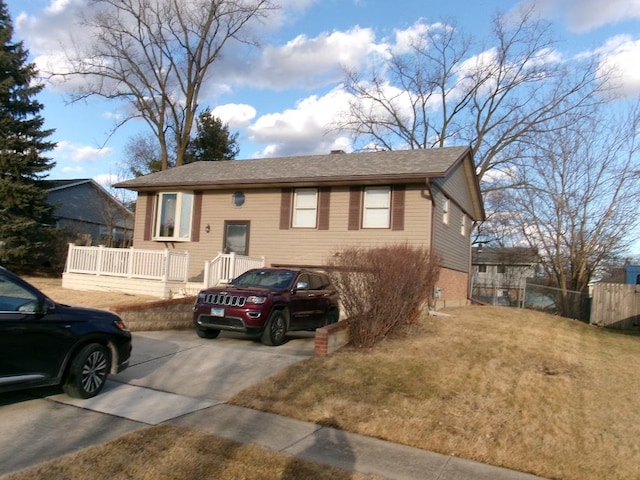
[{"x1": 201, "y1": 293, "x2": 246, "y2": 307}]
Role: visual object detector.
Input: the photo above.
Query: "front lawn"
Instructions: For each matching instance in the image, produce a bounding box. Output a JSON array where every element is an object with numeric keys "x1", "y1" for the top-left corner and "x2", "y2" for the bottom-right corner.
[
  {"x1": 230, "y1": 306, "x2": 640, "y2": 480},
  {"x1": 4, "y1": 303, "x2": 638, "y2": 480}
]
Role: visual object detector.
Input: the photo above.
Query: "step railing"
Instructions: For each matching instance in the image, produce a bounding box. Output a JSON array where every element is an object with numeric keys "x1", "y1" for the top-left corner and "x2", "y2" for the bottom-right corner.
[{"x1": 204, "y1": 252, "x2": 265, "y2": 288}]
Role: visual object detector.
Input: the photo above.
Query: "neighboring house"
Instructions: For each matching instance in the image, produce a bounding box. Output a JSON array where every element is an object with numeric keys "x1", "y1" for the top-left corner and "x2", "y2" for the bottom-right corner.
[
  {"x1": 113, "y1": 147, "x2": 485, "y2": 306},
  {"x1": 626, "y1": 265, "x2": 640, "y2": 285},
  {"x1": 471, "y1": 246, "x2": 539, "y2": 306},
  {"x1": 46, "y1": 179, "x2": 134, "y2": 246}
]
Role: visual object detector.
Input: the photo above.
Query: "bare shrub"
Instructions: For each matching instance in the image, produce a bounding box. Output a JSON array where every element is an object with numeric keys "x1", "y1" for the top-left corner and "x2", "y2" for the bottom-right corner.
[{"x1": 328, "y1": 244, "x2": 441, "y2": 348}]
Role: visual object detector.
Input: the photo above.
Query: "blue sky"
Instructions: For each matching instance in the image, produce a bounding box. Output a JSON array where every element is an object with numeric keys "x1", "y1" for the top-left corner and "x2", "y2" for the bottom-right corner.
[{"x1": 6, "y1": 0, "x2": 640, "y2": 187}]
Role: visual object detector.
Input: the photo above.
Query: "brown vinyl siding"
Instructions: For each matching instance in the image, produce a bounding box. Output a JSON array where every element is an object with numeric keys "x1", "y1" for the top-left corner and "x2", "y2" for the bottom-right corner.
[
  {"x1": 430, "y1": 161, "x2": 480, "y2": 274},
  {"x1": 432, "y1": 189, "x2": 470, "y2": 273},
  {"x1": 132, "y1": 184, "x2": 433, "y2": 280}
]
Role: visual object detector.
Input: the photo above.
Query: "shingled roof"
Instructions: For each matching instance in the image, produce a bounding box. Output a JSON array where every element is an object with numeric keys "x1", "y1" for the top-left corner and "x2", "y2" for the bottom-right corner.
[{"x1": 114, "y1": 146, "x2": 472, "y2": 191}]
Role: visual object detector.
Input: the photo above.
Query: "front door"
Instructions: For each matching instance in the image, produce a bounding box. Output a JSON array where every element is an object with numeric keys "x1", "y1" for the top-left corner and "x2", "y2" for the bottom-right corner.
[{"x1": 224, "y1": 221, "x2": 250, "y2": 255}]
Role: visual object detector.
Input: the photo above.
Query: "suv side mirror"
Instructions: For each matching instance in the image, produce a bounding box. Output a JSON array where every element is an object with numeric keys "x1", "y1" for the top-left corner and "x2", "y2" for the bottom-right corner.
[
  {"x1": 295, "y1": 281, "x2": 309, "y2": 292},
  {"x1": 44, "y1": 298, "x2": 56, "y2": 313}
]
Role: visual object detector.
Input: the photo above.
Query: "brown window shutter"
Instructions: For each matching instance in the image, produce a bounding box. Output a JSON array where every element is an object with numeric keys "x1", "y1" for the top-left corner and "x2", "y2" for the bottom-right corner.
[
  {"x1": 280, "y1": 188, "x2": 292, "y2": 230},
  {"x1": 191, "y1": 191, "x2": 203, "y2": 242},
  {"x1": 348, "y1": 187, "x2": 362, "y2": 230},
  {"x1": 143, "y1": 192, "x2": 155, "y2": 241},
  {"x1": 318, "y1": 187, "x2": 330, "y2": 230},
  {"x1": 391, "y1": 185, "x2": 405, "y2": 231}
]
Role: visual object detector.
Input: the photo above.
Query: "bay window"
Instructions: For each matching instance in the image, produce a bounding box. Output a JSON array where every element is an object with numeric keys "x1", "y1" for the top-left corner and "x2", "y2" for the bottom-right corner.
[{"x1": 155, "y1": 192, "x2": 193, "y2": 240}]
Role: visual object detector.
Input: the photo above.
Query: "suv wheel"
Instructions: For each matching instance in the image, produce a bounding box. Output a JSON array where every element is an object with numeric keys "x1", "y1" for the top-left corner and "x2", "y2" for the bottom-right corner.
[
  {"x1": 63, "y1": 343, "x2": 110, "y2": 399},
  {"x1": 195, "y1": 326, "x2": 220, "y2": 339},
  {"x1": 261, "y1": 310, "x2": 287, "y2": 346},
  {"x1": 323, "y1": 309, "x2": 339, "y2": 326}
]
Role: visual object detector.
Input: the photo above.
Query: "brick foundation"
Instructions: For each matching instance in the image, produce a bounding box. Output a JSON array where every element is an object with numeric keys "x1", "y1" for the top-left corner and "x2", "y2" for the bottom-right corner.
[
  {"x1": 434, "y1": 268, "x2": 470, "y2": 309},
  {"x1": 315, "y1": 320, "x2": 350, "y2": 356}
]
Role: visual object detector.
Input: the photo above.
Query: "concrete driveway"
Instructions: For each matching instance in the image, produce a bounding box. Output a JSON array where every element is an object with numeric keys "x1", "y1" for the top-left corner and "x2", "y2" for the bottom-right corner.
[{"x1": 0, "y1": 330, "x2": 315, "y2": 475}]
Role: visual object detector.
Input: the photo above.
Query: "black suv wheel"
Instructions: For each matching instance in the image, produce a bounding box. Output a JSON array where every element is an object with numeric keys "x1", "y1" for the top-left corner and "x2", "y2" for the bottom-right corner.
[
  {"x1": 63, "y1": 343, "x2": 110, "y2": 399},
  {"x1": 261, "y1": 310, "x2": 287, "y2": 346}
]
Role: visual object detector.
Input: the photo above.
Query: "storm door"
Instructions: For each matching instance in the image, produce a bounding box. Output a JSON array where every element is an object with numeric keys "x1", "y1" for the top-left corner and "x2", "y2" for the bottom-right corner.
[{"x1": 224, "y1": 221, "x2": 250, "y2": 255}]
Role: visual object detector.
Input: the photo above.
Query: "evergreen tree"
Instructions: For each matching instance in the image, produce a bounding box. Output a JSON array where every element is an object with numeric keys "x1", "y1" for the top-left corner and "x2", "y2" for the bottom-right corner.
[
  {"x1": 185, "y1": 109, "x2": 240, "y2": 163},
  {"x1": 0, "y1": 1, "x2": 57, "y2": 269}
]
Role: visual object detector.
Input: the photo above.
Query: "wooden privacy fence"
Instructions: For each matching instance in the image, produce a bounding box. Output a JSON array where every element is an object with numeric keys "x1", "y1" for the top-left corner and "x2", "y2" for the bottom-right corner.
[{"x1": 590, "y1": 283, "x2": 640, "y2": 330}]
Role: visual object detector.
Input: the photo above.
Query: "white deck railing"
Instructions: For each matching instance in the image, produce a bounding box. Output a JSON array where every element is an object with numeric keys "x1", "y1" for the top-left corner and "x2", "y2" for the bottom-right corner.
[
  {"x1": 204, "y1": 252, "x2": 265, "y2": 288},
  {"x1": 65, "y1": 244, "x2": 189, "y2": 282}
]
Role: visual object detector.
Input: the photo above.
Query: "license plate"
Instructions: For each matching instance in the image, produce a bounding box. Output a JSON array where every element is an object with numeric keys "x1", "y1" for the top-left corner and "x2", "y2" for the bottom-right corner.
[{"x1": 211, "y1": 307, "x2": 225, "y2": 317}]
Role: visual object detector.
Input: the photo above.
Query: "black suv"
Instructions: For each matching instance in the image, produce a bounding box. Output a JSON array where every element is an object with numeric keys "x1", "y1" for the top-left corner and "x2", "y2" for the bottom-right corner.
[
  {"x1": 193, "y1": 268, "x2": 340, "y2": 346},
  {"x1": 0, "y1": 267, "x2": 132, "y2": 398}
]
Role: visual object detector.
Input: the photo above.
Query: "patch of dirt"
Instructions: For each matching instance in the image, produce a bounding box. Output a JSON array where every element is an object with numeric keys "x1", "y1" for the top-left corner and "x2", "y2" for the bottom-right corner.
[{"x1": 23, "y1": 276, "x2": 158, "y2": 309}]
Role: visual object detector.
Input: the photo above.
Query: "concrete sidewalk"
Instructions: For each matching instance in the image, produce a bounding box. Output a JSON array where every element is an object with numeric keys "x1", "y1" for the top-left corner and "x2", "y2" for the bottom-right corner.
[
  {"x1": 43, "y1": 379, "x2": 546, "y2": 479},
  {"x1": 170, "y1": 403, "x2": 546, "y2": 480}
]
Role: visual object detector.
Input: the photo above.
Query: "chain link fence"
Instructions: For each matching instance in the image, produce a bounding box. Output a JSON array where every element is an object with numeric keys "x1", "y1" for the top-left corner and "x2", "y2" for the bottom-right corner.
[{"x1": 471, "y1": 281, "x2": 591, "y2": 322}]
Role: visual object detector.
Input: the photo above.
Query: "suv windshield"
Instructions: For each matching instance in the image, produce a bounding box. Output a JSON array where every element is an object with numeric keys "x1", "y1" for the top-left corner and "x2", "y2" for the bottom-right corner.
[{"x1": 232, "y1": 270, "x2": 295, "y2": 290}]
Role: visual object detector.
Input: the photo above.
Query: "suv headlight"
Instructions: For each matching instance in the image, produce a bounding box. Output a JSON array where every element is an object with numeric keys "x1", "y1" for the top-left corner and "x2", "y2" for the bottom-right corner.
[{"x1": 246, "y1": 296, "x2": 266, "y2": 304}]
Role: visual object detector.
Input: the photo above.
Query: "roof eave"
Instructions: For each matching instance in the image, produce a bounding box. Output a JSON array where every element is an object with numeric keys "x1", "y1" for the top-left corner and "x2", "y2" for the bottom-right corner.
[{"x1": 115, "y1": 172, "x2": 449, "y2": 192}]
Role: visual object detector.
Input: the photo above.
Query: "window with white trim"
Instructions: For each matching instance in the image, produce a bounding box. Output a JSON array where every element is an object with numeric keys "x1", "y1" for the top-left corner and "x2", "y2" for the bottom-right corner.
[
  {"x1": 363, "y1": 186, "x2": 391, "y2": 228},
  {"x1": 155, "y1": 192, "x2": 193, "y2": 240},
  {"x1": 443, "y1": 198, "x2": 449, "y2": 224},
  {"x1": 461, "y1": 213, "x2": 467, "y2": 236},
  {"x1": 292, "y1": 188, "x2": 318, "y2": 228}
]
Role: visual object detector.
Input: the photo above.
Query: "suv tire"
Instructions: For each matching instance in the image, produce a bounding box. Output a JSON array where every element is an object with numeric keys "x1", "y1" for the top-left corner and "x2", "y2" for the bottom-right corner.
[
  {"x1": 63, "y1": 343, "x2": 110, "y2": 399},
  {"x1": 195, "y1": 326, "x2": 220, "y2": 339},
  {"x1": 261, "y1": 310, "x2": 287, "y2": 346},
  {"x1": 323, "y1": 309, "x2": 339, "y2": 326}
]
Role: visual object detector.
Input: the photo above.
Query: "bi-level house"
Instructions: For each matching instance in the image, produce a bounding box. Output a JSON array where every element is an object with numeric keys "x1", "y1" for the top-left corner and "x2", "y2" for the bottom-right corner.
[
  {"x1": 63, "y1": 147, "x2": 484, "y2": 306},
  {"x1": 471, "y1": 246, "x2": 539, "y2": 306}
]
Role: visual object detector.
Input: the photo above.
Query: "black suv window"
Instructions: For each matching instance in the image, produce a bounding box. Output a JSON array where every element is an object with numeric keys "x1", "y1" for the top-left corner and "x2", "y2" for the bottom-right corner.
[
  {"x1": 308, "y1": 274, "x2": 326, "y2": 290},
  {"x1": 0, "y1": 275, "x2": 38, "y2": 312},
  {"x1": 233, "y1": 269, "x2": 295, "y2": 289}
]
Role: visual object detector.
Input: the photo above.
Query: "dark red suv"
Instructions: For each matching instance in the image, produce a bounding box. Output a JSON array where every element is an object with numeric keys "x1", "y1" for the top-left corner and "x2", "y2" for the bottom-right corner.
[{"x1": 192, "y1": 268, "x2": 340, "y2": 346}]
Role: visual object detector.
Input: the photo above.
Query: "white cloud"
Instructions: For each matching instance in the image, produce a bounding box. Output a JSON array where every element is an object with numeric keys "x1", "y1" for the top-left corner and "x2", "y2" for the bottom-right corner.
[
  {"x1": 211, "y1": 104, "x2": 257, "y2": 129},
  {"x1": 239, "y1": 27, "x2": 377, "y2": 89},
  {"x1": 514, "y1": 0, "x2": 640, "y2": 33},
  {"x1": 55, "y1": 141, "x2": 112, "y2": 163},
  {"x1": 246, "y1": 87, "x2": 354, "y2": 157},
  {"x1": 60, "y1": 165, "x2": 83, "y2": 174},
  {"x1": 93, "y1": 173, "x2": 119, "y2": 188},
  {"x1": 45, "y1": 0, "x2": 86, "y2": 15},
  {"x1": 391, "y1": 21, "x2": 448, "y2": 55},
  {"x1": 594, "y1": 35, "x2": 640, "y2": 96}
]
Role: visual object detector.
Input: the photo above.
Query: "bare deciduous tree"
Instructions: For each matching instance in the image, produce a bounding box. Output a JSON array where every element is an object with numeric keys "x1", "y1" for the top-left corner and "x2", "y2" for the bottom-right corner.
[
  {"x1": 338, "y1": 9, "x2": 605, "y2": 187},
  {"x1": 58, "y1": 0, "x2": 277, "y2": 170},
  {"x1": 503, "y1": 103, "x2": 640, "y2": 299}
]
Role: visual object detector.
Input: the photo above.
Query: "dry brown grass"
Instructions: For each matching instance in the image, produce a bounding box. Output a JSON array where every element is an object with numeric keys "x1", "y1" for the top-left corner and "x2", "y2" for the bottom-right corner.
[
  {"x1": 230, "y1": 306, "x2": 640, "y2": 480},
  {"x1": 14, "y1": 276, "x2": 640, "y2": 479},
  {"x1": 1, "y1": 425, "x2": 378, "y2": 480},
  {"x1": 23, "y1": 276, "x2": 158, "y2": 308}
]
